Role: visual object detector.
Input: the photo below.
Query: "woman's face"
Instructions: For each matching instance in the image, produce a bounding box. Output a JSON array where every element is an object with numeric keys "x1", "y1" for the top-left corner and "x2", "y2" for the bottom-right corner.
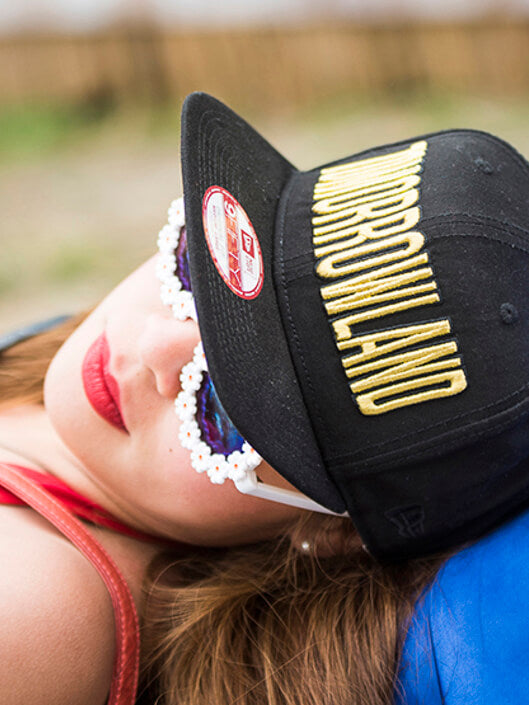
[{"x1": 44, "y1": 255, "x2": 303, "y2": 546}]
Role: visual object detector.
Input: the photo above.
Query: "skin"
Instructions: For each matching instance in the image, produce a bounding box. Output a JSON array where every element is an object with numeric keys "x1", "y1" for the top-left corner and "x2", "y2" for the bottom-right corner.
[
  {"x1": 35, "y1": 255, "x2": 305, "y2": 547},
  {"x1": 0, "y1": 254, "x2": 319, "y2": 702}
]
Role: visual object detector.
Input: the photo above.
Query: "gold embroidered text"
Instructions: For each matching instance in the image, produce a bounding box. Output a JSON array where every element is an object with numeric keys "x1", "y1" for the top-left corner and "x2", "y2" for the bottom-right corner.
[{"x1": 312, "y1": 141, "x2": 467, "y2": 415}]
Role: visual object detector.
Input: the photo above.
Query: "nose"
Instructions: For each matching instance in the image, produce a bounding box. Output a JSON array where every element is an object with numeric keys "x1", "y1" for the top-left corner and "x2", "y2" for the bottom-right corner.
[{"x1": 139, "y1": 312, "x2": 201, "y2": 399}]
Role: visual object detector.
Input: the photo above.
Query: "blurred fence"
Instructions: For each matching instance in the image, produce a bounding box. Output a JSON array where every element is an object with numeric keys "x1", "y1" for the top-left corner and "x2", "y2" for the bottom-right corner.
[{"x1": 1, "y1": 21, "x2": 529, "y2": 109}]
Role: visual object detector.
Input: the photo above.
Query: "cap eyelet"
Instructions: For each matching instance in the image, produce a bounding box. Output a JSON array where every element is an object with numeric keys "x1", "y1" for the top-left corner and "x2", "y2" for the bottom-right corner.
[
  {"x1": 474, "y1": 157, "x2": 494, "y2": 175},
  {"x1": 500, "y1": 302, "x2": 519, "y2": 325}
]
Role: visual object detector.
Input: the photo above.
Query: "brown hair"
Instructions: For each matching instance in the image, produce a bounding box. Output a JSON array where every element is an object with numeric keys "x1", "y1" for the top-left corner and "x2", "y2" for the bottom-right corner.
[
  {"x1": 139, "y1": 504, "x2": 449, "y2": 704},
  {"x1": 0, "y1": 313, "x2": 87, "y2": 409},
  {"x1": 0, "y1": 316, "x2": 449, "y2": 705}
]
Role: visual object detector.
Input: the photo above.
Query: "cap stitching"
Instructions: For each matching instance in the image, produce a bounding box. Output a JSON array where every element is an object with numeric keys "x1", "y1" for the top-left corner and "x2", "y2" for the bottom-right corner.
[
  {"x1": 335, "y1": 400, "x2": 529, "y2": 476},
  {"x1": 424, "y1": 227, "x2": 529, "y2": 254},
  {"x1": 195, "y1": 108, "x2": 342, "y2": 502},
  {"x1": 277, "y1": 174, "x2": 348, "y2": 504},
  {"x1": 196, "y1": 113, "x2": 266, "y2": 397},
  {"x1": 278, "y1": 175, "x2": 329, "y2": 436},
  {"x1": 335, "y1": 352, "x2": 529, "y2": 460},
  {"x1": 332, "y1": 394, "x2": 529, "y2": 471},
  {"x1": 309, "y1": 128, "x2": 529, "y2": 177},
  {"x1": 420, "y1": 213, "x2": 529, "y2": 242}
]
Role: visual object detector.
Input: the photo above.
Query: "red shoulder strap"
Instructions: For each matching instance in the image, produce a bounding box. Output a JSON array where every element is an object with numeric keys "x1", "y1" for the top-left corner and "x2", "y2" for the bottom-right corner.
[
  {"x1": 0, "y1": 463, "x2": 139, "y2": 705},
  {"x1": 0, "y1": 464, "x2": 171, "y2": 545}
]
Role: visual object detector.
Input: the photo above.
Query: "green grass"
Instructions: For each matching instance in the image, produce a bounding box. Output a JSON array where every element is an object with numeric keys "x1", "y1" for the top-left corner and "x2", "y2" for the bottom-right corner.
[
  {"x1": 0, "y1": 102, "x2": 104, "y2": 158},
  {"x1": 0, "y1": 97, "x2": 183, "y2": 160}
]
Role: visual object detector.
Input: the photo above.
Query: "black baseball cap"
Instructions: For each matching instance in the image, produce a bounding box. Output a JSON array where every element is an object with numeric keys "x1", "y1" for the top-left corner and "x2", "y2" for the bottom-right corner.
[{"x1": 181, "y1": 91, "x2": 529, "y2": 561}]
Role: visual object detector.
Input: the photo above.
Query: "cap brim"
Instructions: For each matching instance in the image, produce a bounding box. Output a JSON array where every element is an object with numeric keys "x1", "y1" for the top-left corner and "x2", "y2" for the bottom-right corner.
[{"x1": 181, "y1": 92, "x2": 345, "y2": 512}]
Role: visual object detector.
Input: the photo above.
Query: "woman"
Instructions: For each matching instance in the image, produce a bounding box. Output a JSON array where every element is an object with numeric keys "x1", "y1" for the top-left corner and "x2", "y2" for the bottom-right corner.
[{"x1": 2, "y1": 92, "x2": 529, "y2": 704}]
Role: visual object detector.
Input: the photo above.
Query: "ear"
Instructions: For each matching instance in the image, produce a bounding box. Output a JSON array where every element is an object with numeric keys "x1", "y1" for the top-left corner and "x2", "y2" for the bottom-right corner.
[{"x1": 288, "y1": 515, "x2": 360, "y2": 558}]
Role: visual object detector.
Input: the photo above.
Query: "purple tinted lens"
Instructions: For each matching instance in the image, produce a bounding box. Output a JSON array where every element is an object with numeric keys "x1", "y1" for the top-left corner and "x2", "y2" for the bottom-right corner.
[
  {"x1": 175, "y1": 227, "x2": 192, "y2": 292},
  {"x1": 196, "y1": 372, "x2": 244, "y2": 457}
]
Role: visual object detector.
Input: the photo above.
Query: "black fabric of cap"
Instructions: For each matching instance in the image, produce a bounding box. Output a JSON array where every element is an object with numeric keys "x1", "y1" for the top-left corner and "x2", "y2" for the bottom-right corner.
[
  {"x1": 181, "y1": 92, "x2": 345, "y2": 512},
  {"x1": 181, "y1": 91, "x2": 529, "y2": 561}
]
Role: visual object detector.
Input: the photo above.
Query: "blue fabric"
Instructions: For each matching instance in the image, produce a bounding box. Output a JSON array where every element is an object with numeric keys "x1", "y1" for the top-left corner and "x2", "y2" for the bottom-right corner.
[
  {"x1": 0, "y1": 315, "x2": 71, "y2": 352},
  {"x1": 395, "y1": 510, "x2": 529, "y2": 704}
]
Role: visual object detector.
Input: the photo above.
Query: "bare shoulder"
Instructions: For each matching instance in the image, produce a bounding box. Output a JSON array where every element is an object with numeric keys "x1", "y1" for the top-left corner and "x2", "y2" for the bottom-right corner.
[{"x1": 0, "y1": 506, "x2": 116, "y2": 705}]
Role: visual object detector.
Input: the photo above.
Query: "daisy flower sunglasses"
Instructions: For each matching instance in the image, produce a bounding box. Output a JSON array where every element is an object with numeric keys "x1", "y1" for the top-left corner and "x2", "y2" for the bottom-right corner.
[{"x1": 156, "y1": 197, "x2": 343, "y2": 515}]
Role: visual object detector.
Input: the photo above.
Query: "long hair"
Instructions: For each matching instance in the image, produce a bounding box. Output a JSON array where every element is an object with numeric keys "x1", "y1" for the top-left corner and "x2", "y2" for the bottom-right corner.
[
  {"x1": 0, "y1": 316, "x2": 449, "y2": 705},
  {"x1": 139, "y1": 506, "x2": 448, "y2": 704},
  {"x1": 0, "y1": 313, "x2": 86, "y2": 408}
]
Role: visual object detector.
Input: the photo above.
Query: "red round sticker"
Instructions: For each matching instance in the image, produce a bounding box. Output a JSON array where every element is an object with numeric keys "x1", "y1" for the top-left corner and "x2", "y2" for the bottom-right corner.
[{"x1": 202, "y1": 186, "x2": 264, "y2": 300}]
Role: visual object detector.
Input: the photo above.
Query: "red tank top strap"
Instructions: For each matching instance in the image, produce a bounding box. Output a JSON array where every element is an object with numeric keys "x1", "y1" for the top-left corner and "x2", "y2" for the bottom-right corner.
[
  {"x1": 0, "y1": 462, "x2": 139, "y2": 705},
  {"x1": 0, "y1": 463, "x2": 170, "y2": 544}
]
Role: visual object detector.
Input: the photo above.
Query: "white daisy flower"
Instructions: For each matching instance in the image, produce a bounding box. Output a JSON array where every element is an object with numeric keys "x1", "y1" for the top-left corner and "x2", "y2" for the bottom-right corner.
[
  {"x1": 157, "y1": 196, "x2": 196, "y2": 322},
  {"x1": 186, "y1": 297, "x2": 198, "y2": 322},
  {"x1": 174, "y1": 390, "x2": 197, "y2": 421},
  {"x1": 193, "y1": 341, "x2": 207, "y2": 370},
  {"x1": 160, "y1": 278, "x2": 182, "y2": 306},
  {"x1": 207, "y1": 454, "x2": 229, "y2": 484},
  {"x1": 157, "y1": 223, "x2": 179, "y2": 254},
  {"x1": 180, "y1": 362, "x2": 203, "y2": 392},
  {"x1": 168, "y1": 198, "x2": 185, "y2": 228},
  {"x1": 242, "y1": 442, "x2": 262, "y2": 469},
  {"x1": 156, "y1": 252, "x2": 177, "y2": 282},
  {"x1": 190, "y1": 442, "x2": 211, "y2": 473},
  {"x1": 226, "y1": 451, "x2": 249, "y2": 482},
  {"x1": 170, "y1": 290, "x2": 195, "y2": 321},
  {"x1": 178, "y1": 420, "x2": 201, "y2": 450},
  {"x1": 170, "y1": 301, "x2": 188, "y2": 321}
]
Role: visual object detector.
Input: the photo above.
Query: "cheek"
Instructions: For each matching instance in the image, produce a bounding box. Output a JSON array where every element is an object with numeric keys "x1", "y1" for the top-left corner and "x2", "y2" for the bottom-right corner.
[
  {"x1": 162, "y1": 458, "x2": 299, "y2": 545},
  {"x1": 135, "y1": 412, "x2": 289, "y2": 539},
  {"x1": 147, "y1": 421, "x2": 243, "y2": 515},
  {"x1": 167, "y1": 477, "x2": 271, "y2": 545}
]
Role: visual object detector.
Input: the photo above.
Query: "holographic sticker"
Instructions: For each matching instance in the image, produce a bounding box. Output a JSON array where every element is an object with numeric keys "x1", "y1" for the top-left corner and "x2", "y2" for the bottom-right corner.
[{"x1": 202, "y1": 186, "x2": 264, "y2": 300}]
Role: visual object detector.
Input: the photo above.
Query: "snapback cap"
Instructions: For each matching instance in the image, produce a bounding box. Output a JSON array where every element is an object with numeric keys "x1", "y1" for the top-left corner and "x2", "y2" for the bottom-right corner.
[{"x1": 181, "y1": 91, "x2": 529, "y2": 561}]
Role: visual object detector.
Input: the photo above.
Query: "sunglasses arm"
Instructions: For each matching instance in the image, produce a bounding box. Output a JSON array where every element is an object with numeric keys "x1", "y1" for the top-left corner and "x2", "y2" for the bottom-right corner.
[{"x1": 234, "y1": 469, "x2": 348, "y2": 517}]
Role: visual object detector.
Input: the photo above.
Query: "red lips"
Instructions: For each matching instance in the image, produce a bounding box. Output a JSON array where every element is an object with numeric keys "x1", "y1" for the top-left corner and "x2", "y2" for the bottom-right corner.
[{"x1": 82, "y1": 332, "x2": 128, "y2": 433}]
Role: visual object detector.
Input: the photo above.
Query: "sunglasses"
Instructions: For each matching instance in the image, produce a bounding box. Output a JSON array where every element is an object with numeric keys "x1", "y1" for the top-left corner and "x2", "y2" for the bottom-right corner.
[{"x1": 156, "y1": 198, "x2": 343, "y2": 515}]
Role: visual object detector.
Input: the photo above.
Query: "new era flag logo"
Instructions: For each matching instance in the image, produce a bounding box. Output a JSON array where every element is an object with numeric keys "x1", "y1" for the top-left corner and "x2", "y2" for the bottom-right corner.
[
  {"x1": 385, "y1": 505, "x2": 425, "y2": 538},
  {"x1": 241, "y1": 229, "x2": 255, "y2": 257}
]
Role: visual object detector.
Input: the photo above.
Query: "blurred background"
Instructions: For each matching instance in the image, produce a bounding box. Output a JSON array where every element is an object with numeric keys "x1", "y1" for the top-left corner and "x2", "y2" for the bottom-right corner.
[{"x1": 2, "y1": 0, "x2": 529, "y2": 329}]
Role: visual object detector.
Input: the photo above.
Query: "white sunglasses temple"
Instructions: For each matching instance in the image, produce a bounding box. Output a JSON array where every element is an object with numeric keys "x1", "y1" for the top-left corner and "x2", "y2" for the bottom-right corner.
[{"x1": 234, "y1": 469, "x2": 348, "y2": 517}]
